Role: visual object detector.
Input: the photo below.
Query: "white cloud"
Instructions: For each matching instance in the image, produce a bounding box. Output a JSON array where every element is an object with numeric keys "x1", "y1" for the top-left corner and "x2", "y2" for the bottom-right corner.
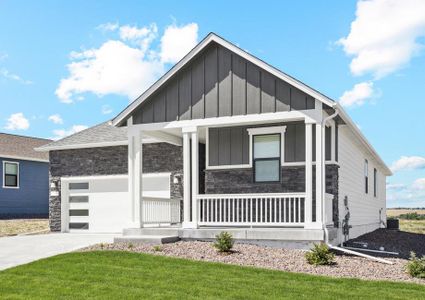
[
  {"x1": 97, "y1": 22, "x2": 119, "y2": 32},
  {"x1": 390, "y1": 156, "x2": 425, "y2": 172},
  {"x1": 56, "y1": 22, "x2": 199, "y2": 104},
  {"x1": 0, "y1": 68, "x2": 32, "y2": 85},
  {"x1": 160, "y1": 23, "x2": 198, "y2": 63},
  {"x1": 52, "y1": 125, "x2": 88, "y2": 140},
  {"x1": 48, "y1": 114, "x2": 63, "y2": 124},
  {"x1": 56, "y1": 40, "x2": 164, "y2": 103},
  {"x1": 386, "y1": 183, "x2": 407, "y2": 191},
  {"x1": 101, "y1": 104, "x2": 113, "y2": 115},
  {"x1": 338, "y1": 0, "x2": 425, "y2": 78},
  {"x1": 4, "y1": 112, "x2": 30, "y2": 130},
  {"x1": 412, "y1": 178, "x2": 425, "y2": 190},
  {"x1": 339, "y1": 81, "x2": 375, "y2": 107}
]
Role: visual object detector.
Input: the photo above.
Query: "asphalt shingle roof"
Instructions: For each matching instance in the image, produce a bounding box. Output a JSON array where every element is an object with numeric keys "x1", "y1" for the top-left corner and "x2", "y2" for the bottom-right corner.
[
  {"x1": 0, "y1": 133, "x2": 51, "y2": 161},
  {"x1": 36, "y1": 121, "x2": 127, "y2": 151}
]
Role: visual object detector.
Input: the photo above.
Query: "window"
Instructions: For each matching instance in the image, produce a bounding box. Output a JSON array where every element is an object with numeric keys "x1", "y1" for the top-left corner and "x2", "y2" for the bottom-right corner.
[
  {"x1": 253, "y1": 134, "x2": 281, "y2": 182},
  {"x1": 364, "y1": 159, "x2": 368, "y2": 194},
  {"x1": 3, "y1": 161, "x2": 19, "y2": 188},
  {"x1": 374, "y1": 168, "x2": 377, "y2": 197}
]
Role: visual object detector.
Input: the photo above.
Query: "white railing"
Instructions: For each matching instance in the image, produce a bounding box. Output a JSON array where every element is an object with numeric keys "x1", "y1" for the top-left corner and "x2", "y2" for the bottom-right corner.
[
  {"x1": 197, "y1": 193, "x2": 306, "y2": 226},
  {"x1": 142, "y1": 197, "x2": 181, "y2": 225}
]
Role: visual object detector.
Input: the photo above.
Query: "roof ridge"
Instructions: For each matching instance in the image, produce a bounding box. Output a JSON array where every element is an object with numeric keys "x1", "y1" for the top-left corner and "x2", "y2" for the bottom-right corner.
[{"x1": 0, "y1": 132, "x2": 52, "y2": 141}]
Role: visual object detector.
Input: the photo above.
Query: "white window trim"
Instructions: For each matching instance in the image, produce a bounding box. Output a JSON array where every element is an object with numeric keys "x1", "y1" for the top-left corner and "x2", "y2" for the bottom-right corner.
[
  {"x1": 248, "y1": 126, "x2": 286, "y2": 167},
  {"x1": 205, "y1": 126, "x2": 287, "y2": 170},
  {"x1": 2, "y1": 161, "x2": 20, "y2": 189}
]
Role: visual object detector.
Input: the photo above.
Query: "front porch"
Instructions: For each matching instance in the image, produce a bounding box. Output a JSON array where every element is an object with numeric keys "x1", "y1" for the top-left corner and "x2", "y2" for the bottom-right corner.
[{"x1": 125, "y1": 107, "x2": 338, "y2": 242}]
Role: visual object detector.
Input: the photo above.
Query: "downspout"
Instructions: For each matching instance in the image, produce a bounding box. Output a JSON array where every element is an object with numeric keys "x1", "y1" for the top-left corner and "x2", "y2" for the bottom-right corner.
[{"x1": 322, "y1": 106, "x2": 393, "y2": 265}]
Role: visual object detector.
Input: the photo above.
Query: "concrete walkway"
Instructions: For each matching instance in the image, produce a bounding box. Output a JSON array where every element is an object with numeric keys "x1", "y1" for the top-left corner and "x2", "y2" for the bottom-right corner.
[{"x1": 0, "y1": 233, "x2": 115, "y2": 271}]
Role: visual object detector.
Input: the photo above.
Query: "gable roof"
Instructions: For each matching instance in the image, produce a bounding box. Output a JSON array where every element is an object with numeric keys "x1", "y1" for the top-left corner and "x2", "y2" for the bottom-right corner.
[
  {"x1": 0, "y1": 133, "x2": 51, "y2": 162},
  {"x1": 112, "y1": 33, "x2": 335, "y2": 127},
  {"x1": 36, "y1": 121, "x2": 128, "y2": 151},
  {"x1": 111, "y1": 32, "x2": 391, "y2": 176}
]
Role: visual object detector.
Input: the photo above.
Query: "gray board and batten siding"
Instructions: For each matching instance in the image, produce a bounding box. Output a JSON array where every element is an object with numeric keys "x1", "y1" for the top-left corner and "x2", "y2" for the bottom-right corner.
[
  {"x1": 208, "y1": 123, "x2": 334, "y2": 167},
  {"x1": 132, "y1": 42, "x2": 316, "y2": 124}
]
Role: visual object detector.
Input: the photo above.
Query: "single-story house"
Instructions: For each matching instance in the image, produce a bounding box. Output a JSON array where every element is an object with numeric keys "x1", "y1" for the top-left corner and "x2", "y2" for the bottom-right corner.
[
  {"x1": 37, "y1": 33, "x2": 391, "y2": 246},
  {"x1": 0, "y1": 133, "x2": 51, "y2": 218}
]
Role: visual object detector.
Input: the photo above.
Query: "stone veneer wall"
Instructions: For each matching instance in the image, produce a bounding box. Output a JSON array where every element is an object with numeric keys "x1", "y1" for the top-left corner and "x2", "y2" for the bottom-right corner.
[
  {"x1": 205, "y1": 166, "x2": 306, "y2": 194},
  {"x1": 49, "y1": 143, "x2": 183, "y2": 232},
  {"x1": 205, "y1": 164, "x2": 339, "y2": 225}
]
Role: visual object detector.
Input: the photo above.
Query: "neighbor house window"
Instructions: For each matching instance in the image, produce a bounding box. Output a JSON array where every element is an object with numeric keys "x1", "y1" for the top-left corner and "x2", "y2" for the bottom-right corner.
[
  {"x1": 364, "y1": 159, "x2": 368, "y2": 194},
  {"x1": 3, "y1": 161, "x2": 19, "y2": 188},
  {"x1": 373, "y1": 168, "x2": 377, "y2": 197},
  {"x1": 253, "y1": 134, "x2": 281, "y2": 182}
]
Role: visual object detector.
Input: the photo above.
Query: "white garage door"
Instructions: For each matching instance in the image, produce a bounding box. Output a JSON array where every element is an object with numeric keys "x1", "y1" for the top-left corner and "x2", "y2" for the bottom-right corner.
[{"x1": 60, "y1": 173, "x2": 171, "y2": 233}]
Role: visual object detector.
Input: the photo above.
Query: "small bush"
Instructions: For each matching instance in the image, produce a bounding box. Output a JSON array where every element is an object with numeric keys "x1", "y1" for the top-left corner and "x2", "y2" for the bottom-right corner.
[
  {"x1": 128, "y1": 243, "x2": 134, "y2": 249},
  {"x1": 406, "y1": 252, "x2": 425, "y2": 278},
  {"x1": 153, "y1": 245, "x2": 162, "y2": 252},
  {"x1": 99, "y1": 243, "x2": 105, "y2": 250},
  {"x1": 213, "y1": 231, "x2": 234, "y2": 252},
  {"x1": 399, "y1": 212, "x2": 425, "y2": 220},
  {"x1": 305, "y1": 243, "x2": 335, "y2": 266}
]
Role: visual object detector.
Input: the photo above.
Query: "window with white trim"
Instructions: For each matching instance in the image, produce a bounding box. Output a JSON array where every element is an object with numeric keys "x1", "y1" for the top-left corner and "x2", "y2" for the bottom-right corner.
[
  {"x1": 253, "y1": 134, "x2": 281, "y2": 182},
  {"x1": 3, "y1": 161, "x2": 19, "y2": 188},
  {"x1": 373, "y1": 168, "x2": 377, "y2": 197},
  {"x1": 364, "y1": 159, "x2": 368, "y2": 194}
]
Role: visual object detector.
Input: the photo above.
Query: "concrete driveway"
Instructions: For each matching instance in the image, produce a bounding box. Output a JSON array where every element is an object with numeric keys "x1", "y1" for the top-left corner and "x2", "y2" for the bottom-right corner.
[{"x1": 0, "y1": 233, "x2": 115, "y2": 271}]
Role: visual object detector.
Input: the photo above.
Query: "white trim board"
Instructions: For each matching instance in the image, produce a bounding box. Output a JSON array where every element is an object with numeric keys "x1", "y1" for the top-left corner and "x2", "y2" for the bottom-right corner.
[
  {"x1": 0, "y1": 154, "x2": 48, "y2": 163},
  {"x1": 35, "y1": 138, "x2": 158, "y2": 152}
]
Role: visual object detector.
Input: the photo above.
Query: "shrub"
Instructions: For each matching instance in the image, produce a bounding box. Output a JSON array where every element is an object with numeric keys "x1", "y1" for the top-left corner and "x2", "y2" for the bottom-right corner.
[
  {"x1": 153, "y1": 245, "x2": 162, "y2": 252},
  {"x1": 128, "y1": 243, "x2": 134, "y2": 250},
  {"x1": 213, "y1": 231, "x2": 234, "y2": 252},
  {"x1": 399, "y1": 212, "x2": 425, "y2": 220},
  {"x1": 305, "y1": 243, "x2": 335, "y2": 266},
  {"x1": 406, "y1": 252, "x2": 425, "y2": 278}
]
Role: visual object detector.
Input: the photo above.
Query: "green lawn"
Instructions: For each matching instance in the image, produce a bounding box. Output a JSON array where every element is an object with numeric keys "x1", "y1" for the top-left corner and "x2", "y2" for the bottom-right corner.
[{"x1": 0, "y1": 251, "x2": 424, "y2": 299}]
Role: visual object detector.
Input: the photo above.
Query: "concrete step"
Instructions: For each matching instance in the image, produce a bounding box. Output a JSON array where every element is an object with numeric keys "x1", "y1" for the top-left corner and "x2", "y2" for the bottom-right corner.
[
  {"x1": 123, "y1": 228, "x2": 180, "y2": 236},
  {"x1": 114, "y1": 235, "x2": 180, "y2": 245}
]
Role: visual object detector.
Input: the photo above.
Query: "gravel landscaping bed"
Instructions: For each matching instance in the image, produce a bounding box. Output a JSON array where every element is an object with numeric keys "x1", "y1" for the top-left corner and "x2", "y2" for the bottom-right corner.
[
  {"x1": 345, "y1": 229, "x2": 425, "y2": 259},
  {"x1": 84, "y1": 240, "x2": 424, "y2": 285}
]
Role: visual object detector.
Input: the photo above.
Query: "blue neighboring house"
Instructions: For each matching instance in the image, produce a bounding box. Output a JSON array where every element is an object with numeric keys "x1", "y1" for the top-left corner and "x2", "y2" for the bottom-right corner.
[{"x1": 0, "y1": 133, "x2": 51, "y2": 218}]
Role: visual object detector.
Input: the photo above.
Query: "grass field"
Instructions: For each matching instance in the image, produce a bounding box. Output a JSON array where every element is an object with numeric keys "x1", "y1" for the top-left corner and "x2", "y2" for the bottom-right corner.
[
  {"x1": 386, "y1": 209, "x2": 425, "y2": 234},
  {"x1": 387, "y1": 209, "x2": 425, "y2": 217},
  {"x1": 0, "y1": 251, "x2": 424, "y2": 299},
  {"x1": 0, "y1": 219, "x2": 49, "y2": 237}
]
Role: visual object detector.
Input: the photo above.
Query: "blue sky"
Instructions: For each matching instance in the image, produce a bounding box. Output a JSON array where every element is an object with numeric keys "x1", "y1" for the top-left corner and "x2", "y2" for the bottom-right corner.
[{"x1": 0, "y1": 0, "x2": 424, "y2": 207}]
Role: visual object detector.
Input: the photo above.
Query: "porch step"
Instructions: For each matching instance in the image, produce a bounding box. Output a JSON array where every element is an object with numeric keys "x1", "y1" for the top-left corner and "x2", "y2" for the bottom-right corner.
[
  {"x1": 114, "y1": 235, "x2": 180, "y2": 244},
  {"x1": 123, "y1": 227, "x2": 180, "y2": 236}
]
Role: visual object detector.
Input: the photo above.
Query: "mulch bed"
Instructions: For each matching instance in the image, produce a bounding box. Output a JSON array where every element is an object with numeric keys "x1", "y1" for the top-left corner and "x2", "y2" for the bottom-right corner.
[
  {"x1": 83, "y1": 240, "x2": 424, "y2": 285},
  {"x1": 345, "y1": 229, "x2": 425, "y2": 259}
]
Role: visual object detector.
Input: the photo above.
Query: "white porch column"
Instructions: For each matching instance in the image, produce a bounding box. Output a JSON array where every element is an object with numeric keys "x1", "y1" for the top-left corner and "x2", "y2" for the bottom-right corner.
[
  {"x1": 181, "y1": 126, "x2": 198, "y2": 229},
  {"x1": 182, "y1": 131, "x2": 191, "y2": 228},
  {"x1": 191, "y1": 129, "x2": 199, "y2": 227},
  {"x1": 304, "y1": 122, "x2": 313, "y2": 228},
  {"x1": 315, "y1": 122, "x2": 323, "y2": 227},
  {"x1": 128, "y1": 122, "x2": 143, "y2": 228}
]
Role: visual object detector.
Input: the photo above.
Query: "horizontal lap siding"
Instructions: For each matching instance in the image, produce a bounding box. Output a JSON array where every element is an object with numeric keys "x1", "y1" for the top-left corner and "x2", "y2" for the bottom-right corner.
[
  {"x1": 133, "y1": 43, "x2": 315, "y2": 124},
  {"x1": 338, "y1": 126, "x2": 387, "y2": 239}
]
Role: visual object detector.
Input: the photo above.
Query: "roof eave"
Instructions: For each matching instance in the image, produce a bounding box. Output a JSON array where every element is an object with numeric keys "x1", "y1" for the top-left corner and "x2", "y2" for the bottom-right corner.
[{"x1": 332, "y1": 102, "x2": 392, "y2": 176}]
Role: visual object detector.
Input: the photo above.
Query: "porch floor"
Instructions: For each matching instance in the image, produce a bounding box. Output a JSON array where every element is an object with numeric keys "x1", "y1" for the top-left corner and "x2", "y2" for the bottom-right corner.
[{"x1": 116, "y1": 227, "x2": 327, "y2": 249}]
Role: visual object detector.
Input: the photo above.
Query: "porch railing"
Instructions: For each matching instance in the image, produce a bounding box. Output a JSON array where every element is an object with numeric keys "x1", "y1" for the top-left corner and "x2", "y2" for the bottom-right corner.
[
  {"x1": 142, "y1": 197, "x2": 181, "y2": 225},
  {"x1": 197, "y1": 193, "x2": 306, "y2": 226}
]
